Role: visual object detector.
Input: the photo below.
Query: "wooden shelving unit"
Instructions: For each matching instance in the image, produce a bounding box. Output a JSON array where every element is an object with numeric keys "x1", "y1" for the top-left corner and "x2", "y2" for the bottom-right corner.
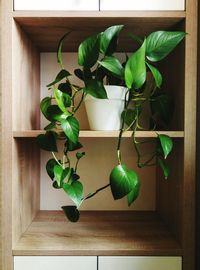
[{"x1": 1, "y1": 0, "x2": 197, "y2": 270}]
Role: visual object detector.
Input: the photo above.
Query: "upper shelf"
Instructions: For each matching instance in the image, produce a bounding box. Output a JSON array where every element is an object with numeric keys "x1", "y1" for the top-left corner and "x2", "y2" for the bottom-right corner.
[
  {"x1": 13, "y1": 11, "x2": 185, "y2": 52},
  {"x1": 13, "y1": 130, "x2": 184, "y2": 138}
]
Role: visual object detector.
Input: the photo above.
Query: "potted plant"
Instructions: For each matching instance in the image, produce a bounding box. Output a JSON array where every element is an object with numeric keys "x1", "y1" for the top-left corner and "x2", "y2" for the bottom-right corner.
[{"x1": 37, "y1": 25, "x2": 185, "y2": 222}]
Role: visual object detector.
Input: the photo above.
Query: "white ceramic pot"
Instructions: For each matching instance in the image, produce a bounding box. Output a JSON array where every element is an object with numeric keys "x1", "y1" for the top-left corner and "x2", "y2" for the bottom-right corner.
[{"x1": 84, "y1": 85, "x2": 128, "y2": 131}]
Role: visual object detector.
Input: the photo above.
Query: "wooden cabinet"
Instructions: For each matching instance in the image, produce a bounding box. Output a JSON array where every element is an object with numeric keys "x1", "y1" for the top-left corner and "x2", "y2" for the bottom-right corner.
[
  {"x1": 14, "y1": 0, "x2": 99, "y2": 11},
  {"x1": 14, "y1": 256, "x2": 97, "y2": 270},
  {"x1": 0, "y1": 0, "x2": 197, "y2": 270},
  {"x1": 100, "y1": 0, "x2": 185, "y2": 11},
  {"x1": 99, "y1": 256, "x2": 182, "y2": 270}
]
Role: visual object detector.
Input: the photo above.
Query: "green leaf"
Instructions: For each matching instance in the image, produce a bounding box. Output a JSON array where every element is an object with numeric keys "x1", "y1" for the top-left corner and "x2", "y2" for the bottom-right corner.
[
  {"x1": 121, "y1": 107, "x2": 142, "y2": 128},
  {"x1": 36, "y1": 131, "x2": 57, "y2": 152},
  {"x1": 110, "y1": 164, "x2": 139, "y2": 200},
  {"x1": 44, "y1": 122, "x2": 56, "y2": 131},
  {"x1": 146, "y1": 31, "x2": 186, "y2": 62},
  {"x1": 150, "y1": 94, "x2": 174, "y2": 125},
  {"x1": 100, "y1": 25, "x2": 124, "y2": 55},
  {"x1": 84, "y1": 79, "x2": 107, "y2": 99},
  {"x1": 52, "y1": 181, "x2": 61, "y2": 189},
  {"x1": 158, "y1": 134, "x2": 173, "y2": 159},
  {"x1": 71, "y1": 173, "x2": 80, "y2": 181},
  {"x1": 54, "y1": 165, "x2": 70, "y2": 187},
  {"x1": 146, "y1": 62, "x2": 162, "y2": 88},
  {"x1": 47, "y1": 69, "x2": 71, "y2": 87},
  {"x1": 127, "y1": 180, "x2": 140, "y2": 206},
  {"x1": 76, "y1": 152, "x2": 85, "y2": 160},
  {"x1": 40, "y1": 97, "x2": 51, "y2": 119},
  {"x1": 125, "y1": 39, "x2": 146, "y2": 89},
  {"x1": 66, "y1": 140, "x2": 83, "y2": 152},
  {"x1": 74, "y1": 69, "x2": 84, "y2": 80},
  {"x1": 61, "y1": 116, "x2": 79, "y2": 144},
  {"x1": 62, "y1": 205, "x2": 80, "y2": 222},
  {"x1": 47, "y1": 105, "x2": 69, "y2": 122},
  {"x1": 98, "y1": 56, "x2": 124, "y2": 79},
  {"x1": 158, "y1": 158, "x2": 170, "y2": 179},
  {"x1": 54, "y1": 88, "x2": 71, "y2": 113},
  {"x1": 63, "y1": 181, "x2": 83, "y2": 207},
  {"x1": 46, "y1": 159, "x2": 58, "y2": 180},
  {"x1": 58, "y1": 82, "x2": 72, "y2": 96},
  {"x1": 57, "y1": 32, "x2": 71, "y2": 67},
  {"x1": 78, "y1": 34, "x2": 100, "y2": 68}
]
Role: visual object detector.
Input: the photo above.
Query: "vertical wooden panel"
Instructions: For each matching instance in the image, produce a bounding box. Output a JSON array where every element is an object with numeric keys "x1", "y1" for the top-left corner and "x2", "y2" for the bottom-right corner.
[
  {"x1": 1, "y1": 0, "x2": 14, "y2": 269},
  {"x1": 183, "y1": 0, "x2": 197, "y2": 269},
  {"x1": 12, "y1": 20, "x2": 40, "y2": 130}
]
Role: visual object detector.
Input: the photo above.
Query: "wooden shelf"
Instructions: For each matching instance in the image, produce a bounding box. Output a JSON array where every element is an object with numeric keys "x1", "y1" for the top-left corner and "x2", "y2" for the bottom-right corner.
[
  {"x1": 13, "y1": 211, "x2": 182, "y2": 256},
  {"x1": 13, "y1": 11, "x2": 185, "y2": 52},
  {"x1": 13, "y1": 130, "x2": 184, "y2": 138}
]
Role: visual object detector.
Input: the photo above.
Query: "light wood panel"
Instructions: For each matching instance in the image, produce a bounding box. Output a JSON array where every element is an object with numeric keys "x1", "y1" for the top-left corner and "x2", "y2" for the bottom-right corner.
[
  {"x1": 13, "y1": 13, "x2": 185, "y2": 52},
  {"x1": 1, "y1": 0, "x2": 13, "y2": 270},
  {"x1": 13, "y1": 211, "x2": 181, "y2": 256},
  {"x1": 13, "y1": 130, "x2": 185, "y2": 138},
  {"x1": 12, "y1": 20, "x2": 40, "y2": 130},
  {"x1": 182, "y1": 0, "x2": 197, "y2": 269},
  {"x1": 12, "y1": 139, "x2": 40, "y2": 246}
]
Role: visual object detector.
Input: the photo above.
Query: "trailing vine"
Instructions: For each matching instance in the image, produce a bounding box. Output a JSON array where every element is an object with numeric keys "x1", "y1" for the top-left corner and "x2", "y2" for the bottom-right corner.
[{"x1": 37, "y1": 25, "x2": 185, "y2": 222}]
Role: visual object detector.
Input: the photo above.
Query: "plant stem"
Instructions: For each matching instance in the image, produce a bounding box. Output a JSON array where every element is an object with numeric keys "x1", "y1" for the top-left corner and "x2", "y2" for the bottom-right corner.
[
  {"x1": 83, "y1": 183, "x2": 110, "y2": 201},
  {"x1": 52, "y1": 152, "x2": 62, "y2": 166},
  {"x1": 73, "y1": 92, "x2": 85, "y2": 114}
]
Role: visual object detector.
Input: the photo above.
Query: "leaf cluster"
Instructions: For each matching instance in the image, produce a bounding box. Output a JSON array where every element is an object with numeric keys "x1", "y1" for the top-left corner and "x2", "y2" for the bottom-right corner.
[{"x1": 37, "y1": 25, "x2": 185, "y2": 222}]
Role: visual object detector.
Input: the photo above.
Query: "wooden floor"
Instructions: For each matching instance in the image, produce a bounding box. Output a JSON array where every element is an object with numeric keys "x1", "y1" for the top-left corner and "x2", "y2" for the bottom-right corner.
[{"x1": 13, "y1": 211, "x2": 182, "y2": 256}]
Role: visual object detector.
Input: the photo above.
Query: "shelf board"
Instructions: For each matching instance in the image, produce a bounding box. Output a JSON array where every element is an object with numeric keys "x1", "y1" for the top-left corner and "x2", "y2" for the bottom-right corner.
[
  {"x1": 13, "y1": 11, "x2": 185, "y2": 52},
  {"x1": 13, "y1": 130, "x2": 184, "y2": 138},
  {"x1": 13, "y1": 211, "x2": 182, "y2": 256}
]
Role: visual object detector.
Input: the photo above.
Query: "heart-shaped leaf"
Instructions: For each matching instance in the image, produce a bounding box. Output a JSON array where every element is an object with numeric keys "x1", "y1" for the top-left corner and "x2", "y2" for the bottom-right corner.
[
  {"x1": 61, "y1": 116, "x2": 80, "y2": 144},
  {"x1": 76, "y1": 152, "x2": 85, "y2": 160},
  {"x1": 62, "y1": 205, "x2": 80, "y2": 222},
  {"x1": 110, "y1": 164, "x2": 139, "y2": 200},
  {"x1": 46, "y1": 105, "x2": 70, "y2": 122},
  {"x1": 46, "y1": 159, "x2": 58, "y2": 180},
  {"x1": 98, "y1": 56, "x2": 124, "y2": 79},
  {"x1": 84, "y1": 79, "x2": 107, "y2": 99},
  {"x1": 100, "y1": 25, "x2": 124, "y2": 55},
  {"x1": 158, "y1": 158, "x2": 170, "y2": 179},
  {"x1": 158, "y1": 134, "x2": 173, "y2": 159},
  {"x1": 36, "y1": 131, "x2": 58, "y2": 152},
  {"x1": 146, "y1": 62, "x2": 162, "y2": 88},
  {"x1": 57, "y1": 32, "x2": 71, "y2": 67},
  {"x1": 125, "y1": 39, "x2": 146, "y2": 89},
  {"x1": 47, "y1": 69, "x2": 71, "y2": 87},
  {"x1": 146, "y1": 31, "x2": 186, "y2": 62},
  {"x1": 58, "y1": 82, "x2": 72, "y2": 96},
  {"x1": 66, "y1": 140, "x2": 83, "y2": 152},
  {"x1": 121, "y1": 106, "x2": 142, "y2": 128},
  {"x1": 40, "y1": 97, "x2": 51, "y2": 119},
  {"x1": 63, "y1": 181, "x2": 83, "y2": 207},
  {"x1": 54, "y1": 88, "x2": 71, "y2": 113},
  {"x1": 54, "y1": 165, "x2": 70, "y2": 187},
  {"x1": 127, "y1": 180, "x2": 140, "y2": 206},
  {"x1": 78, "y1": 34, "x2": 100, "y2": 68}
]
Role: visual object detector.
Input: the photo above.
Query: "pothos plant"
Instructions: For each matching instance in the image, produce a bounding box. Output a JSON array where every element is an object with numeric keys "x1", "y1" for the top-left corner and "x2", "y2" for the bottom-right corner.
[{"x1": 37, "y1": 25, "x2": 186, "y2": 222}]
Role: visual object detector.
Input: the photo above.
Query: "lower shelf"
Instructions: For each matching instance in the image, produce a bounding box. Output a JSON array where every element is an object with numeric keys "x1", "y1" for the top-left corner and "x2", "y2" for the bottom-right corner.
[{"x1": 13, "y1": 211, "x2": 182, "y2": 256}]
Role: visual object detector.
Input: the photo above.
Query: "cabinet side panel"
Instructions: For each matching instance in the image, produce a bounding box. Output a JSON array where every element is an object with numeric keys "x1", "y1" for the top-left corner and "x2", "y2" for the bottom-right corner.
[
  {"x1": 182, "y1": 0, "x2": 197, "y2": 269},
  {"x1": 12, "y1": 20, "x2": 40, "y2": 130},
  {"x1": 1, "y1": 0, "x2": 13, "y2": 270},
  {"x1": 12, "y1": 139, "x2": 40, "y2": 246}
]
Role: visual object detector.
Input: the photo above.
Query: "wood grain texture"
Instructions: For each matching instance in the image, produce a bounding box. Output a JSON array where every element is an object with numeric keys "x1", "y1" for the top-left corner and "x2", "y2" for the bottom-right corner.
[
  {"x1": 13, "y1": 211, "x2": 182, "y2": 256},
  {"x1": 13, "y1": 130, "x2": 185, "y2": 138},
  {"x1": 13, "y1": 12, "x2": 185, "y2": 52},
  {"x1": 12, "y1": 139, "x2": 40, "y2": 246},
  {"x1": 12, "y1": 20, "x2": 40, "y2": 130},
  {"x1": 182, "y1": 0, "x2": 197, "y2": 269},
  {"x1": 1, "y1": 0, "x2": 13, "y2": 270}
]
